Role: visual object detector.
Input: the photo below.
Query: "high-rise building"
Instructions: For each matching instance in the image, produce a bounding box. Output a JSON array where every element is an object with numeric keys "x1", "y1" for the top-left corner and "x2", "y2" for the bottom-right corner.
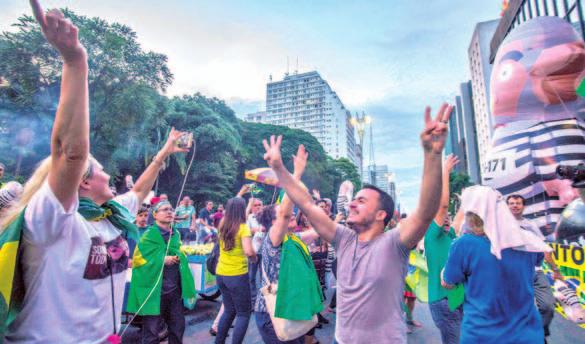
[
  {"x1": 453, "y1": 95, "x2": 469, "y2": 175},
  {"x1": 387, "y1": 176, "x2": 397, "y2": 205},
  {"x1": 244, "y1": 71, "x2": 358, "y2": 167},
  {"x1": 446, "y1": 82, "x2": 482, "y2": 185},
  {"x1": 363, "y1": 164, "x2": 397, "y2": 202},
  {"x1": 459, "y1": 82, "x2": 481, "y2": 184},
  {"x1": 468, "y1": 19, "x2": 499, "y2": 173}
]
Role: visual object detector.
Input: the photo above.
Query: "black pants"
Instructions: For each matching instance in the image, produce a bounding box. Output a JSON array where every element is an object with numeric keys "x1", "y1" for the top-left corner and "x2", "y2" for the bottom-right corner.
[
  {"x1": 216, "y1": 274, "x2": 252, "y2": 344},
  {"x1": 248, "y1": 254, "x2": 262, "y2": 308},
  {"x1": 142, "y1": 289, "x2": 185, "y2": 344}
]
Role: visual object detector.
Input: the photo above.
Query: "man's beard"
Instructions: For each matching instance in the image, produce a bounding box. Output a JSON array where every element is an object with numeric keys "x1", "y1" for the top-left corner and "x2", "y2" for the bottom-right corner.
[{"x1": 347, "y1": 216, "x2": 375, "y2": 233}]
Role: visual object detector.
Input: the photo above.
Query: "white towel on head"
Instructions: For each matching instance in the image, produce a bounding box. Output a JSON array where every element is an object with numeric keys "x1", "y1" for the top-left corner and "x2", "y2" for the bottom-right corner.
[{"x1": 460, "y1": 185, "x2": 552, "y2": 259}]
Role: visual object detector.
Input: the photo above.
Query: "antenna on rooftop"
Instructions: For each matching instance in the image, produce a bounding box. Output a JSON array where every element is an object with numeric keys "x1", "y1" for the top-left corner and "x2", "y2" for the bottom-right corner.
[
  {"x1": 285, "y1": 56, "x2": 290, "y2": 77},
  {"x1": 295, "y1": 57, "x2": 299, "y2": 74}
]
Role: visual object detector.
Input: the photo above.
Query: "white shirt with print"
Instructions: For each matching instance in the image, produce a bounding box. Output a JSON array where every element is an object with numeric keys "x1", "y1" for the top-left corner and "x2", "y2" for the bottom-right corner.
[{"x1": 6, "y1": 182, "x2": 139, "y2": 344}]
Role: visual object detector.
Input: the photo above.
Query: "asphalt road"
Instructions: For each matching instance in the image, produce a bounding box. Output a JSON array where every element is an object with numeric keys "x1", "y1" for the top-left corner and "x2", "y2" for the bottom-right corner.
[{"x1": 121, "y1": 297, "x2": 585, "y2": 344}]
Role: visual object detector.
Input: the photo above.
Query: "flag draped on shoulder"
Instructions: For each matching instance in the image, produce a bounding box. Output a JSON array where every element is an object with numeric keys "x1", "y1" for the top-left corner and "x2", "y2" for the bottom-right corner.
[
  {"x1": 126, "y1": 224, "x2": 196, "y2": 316},
  {"x1": 0, "y1": 211, "x2": 25, "y2": 341},
  {"x1": 275, "y1": 234, "x2": 324, "y2": 320}
]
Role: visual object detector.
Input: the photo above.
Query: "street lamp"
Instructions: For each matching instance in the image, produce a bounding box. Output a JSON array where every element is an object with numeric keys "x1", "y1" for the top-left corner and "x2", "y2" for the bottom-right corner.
[{"x1": 351, "y1": 112, "x2": 372, "y2": 180}]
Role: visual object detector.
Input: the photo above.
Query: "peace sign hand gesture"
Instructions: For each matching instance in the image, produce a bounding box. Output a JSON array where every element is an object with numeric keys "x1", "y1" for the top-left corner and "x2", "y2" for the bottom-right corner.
[
  {"x1": 263, "y1": 135, "x2": 285, "y2": 171},
  {"x1": 30, "y1": 0, "x2": 86, "y2": 63},
  {"x1": 420, "y1": 103, "x2": 453, "y2": 155}
]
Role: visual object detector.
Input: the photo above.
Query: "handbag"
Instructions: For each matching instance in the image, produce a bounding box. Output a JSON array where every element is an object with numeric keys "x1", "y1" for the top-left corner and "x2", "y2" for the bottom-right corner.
[
  {"x1": 260, "y1": 264, "x2": 317, "y2": 341},
  {"x1": 206, "y1": 241, "x2": 220, "y2": 275}
]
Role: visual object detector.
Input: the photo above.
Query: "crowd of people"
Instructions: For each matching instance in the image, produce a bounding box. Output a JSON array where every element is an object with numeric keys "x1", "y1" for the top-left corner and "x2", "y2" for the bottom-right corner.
[{"x1": 0, "y1": 2, "x2": 578, "y2": 344}]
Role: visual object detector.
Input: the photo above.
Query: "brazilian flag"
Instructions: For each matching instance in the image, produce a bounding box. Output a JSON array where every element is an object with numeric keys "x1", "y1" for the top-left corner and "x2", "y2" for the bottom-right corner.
[
  {"x1": 275, "y1": 188, "x2": 285, "y2": 205},
  {"x1": 0, "y1": 211, "x2": 25, "y2": 341},
  {"x1": 577, "y1": 79, "x2": 585, "y2": 97}
]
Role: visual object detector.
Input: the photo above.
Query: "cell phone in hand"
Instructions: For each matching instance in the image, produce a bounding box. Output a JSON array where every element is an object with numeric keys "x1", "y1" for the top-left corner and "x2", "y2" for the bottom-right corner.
[{"x1": 177, "y1": 132, "x2": 193, "y2": 149}]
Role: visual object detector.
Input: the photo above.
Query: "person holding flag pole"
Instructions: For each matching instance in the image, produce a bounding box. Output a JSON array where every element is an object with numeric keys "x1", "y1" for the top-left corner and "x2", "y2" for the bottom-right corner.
[{"x1": 0, "y1": 1, "x2": 189, "y2": 342}]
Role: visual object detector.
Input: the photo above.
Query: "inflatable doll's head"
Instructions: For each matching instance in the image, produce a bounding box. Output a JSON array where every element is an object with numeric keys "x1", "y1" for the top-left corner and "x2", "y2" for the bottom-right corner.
[{"x1": 490, "y1": 16, "x2": 585, "y2": 127}]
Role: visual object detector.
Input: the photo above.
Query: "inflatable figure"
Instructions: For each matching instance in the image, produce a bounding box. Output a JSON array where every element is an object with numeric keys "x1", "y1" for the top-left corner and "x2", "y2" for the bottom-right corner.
[{"x1": 483, "y1": 16, "x2": 585, "y2": 236}]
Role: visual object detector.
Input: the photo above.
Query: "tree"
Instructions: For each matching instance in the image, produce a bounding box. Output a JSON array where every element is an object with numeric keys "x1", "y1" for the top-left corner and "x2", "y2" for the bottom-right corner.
[
  {"x1": 328, "y1": 157, "x2": 362, "y2": 194},
  {"x1": 0, "y1": 9, "x2": 358, "y2": 210},
  {"x1": 0, "y1": 10, "x2": 172, "y2": 180},
  {"x1": 239, "y1": 121, "x2": 334, "y2": 204},
  {"x1": 448, "y1": 171, "x2": 473, "y2": 214},
  {"x1": 156, "y1": 94, "x2": 244, "y2": 208}
]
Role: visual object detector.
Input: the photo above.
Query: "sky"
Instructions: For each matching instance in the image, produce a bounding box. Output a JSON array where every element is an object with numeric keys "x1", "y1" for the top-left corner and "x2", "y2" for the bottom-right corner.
[{"x1": 0, "y1": 0, "x2": 502, "y2": 211}]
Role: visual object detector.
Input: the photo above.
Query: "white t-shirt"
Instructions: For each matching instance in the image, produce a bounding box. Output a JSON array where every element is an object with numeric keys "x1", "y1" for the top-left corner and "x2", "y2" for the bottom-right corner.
[
  {"x1": 246, "y1": 214, "x2": 264, "y2": 253},
  {"x1": 518, "y1": 217, "x2": 546, "y2": 271},
  {"x1": 518, "y1": 217, "x2": 545, "y2": 240},
  {"x1": 6, "y1": 182, "x2": 139, "y2": 344}
]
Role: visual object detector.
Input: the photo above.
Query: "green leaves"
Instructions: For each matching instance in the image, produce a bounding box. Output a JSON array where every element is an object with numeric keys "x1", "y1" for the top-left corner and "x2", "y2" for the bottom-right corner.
[
  {"x1": 448, "y1": 171, "x2": 473, "y2": 215},
  {"x1": 0, "y1": 9, "x2": 360, "y2": 209}
]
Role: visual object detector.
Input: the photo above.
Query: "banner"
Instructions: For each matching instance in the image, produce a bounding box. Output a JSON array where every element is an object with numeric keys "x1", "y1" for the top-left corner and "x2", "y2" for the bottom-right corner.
[{"x1": 544, "y1": 243, "x2": 585, "y2": 328}]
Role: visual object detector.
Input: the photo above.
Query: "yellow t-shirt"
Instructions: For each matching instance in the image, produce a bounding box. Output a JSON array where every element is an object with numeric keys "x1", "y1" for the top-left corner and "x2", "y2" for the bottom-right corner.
[{"x1": 216, "y1": 223, "x2": 252, "y2": 276}]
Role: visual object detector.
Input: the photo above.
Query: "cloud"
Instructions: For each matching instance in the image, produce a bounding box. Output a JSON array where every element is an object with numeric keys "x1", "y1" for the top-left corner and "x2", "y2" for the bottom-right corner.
[
  {"x1": 226, "y1": 98, "x2": 263, "y2": 118},
  {"x1": 0, "y1": 0, "x2": 502, "y2": 210}
]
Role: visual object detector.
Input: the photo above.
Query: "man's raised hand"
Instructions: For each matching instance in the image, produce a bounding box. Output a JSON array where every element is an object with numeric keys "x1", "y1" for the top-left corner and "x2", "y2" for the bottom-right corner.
[
  {"x1": 420, "y1": 103, "x2": 453, "y2": 155},
  {"x1": 263, "y1": 135, "x2": 284, "y2": 171},
  {"x1": 444, "y1": 154, "x2": 460, "y2": 173},
  {"x1": 30, "y1": 0, "x2": 86, "y2": 63},
  {"x1": 292, "y1": 144, "x2": 308, "y2": 177}
]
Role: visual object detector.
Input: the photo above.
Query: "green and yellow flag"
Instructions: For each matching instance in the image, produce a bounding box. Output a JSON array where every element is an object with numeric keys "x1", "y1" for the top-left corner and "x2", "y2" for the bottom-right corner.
[
  {"x1": 0, "y1": 211, "x2": 25, "y2": 341},
  {"x1": 577, "y1": 79, "x2": 585, "y2": 97},
  {"x1": 126, "y1": 225, "x2": 196, "y2": 316}
]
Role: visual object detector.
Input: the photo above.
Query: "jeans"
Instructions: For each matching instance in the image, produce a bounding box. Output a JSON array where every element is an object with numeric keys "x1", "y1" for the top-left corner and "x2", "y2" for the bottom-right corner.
[
  {"x1": 429, "y1": 298, "x2": 463, "y2": 344},
  {"x1": 141, "y1": 288, "x2": 185, "y2": 344},
  {"x1": 177, "y1": 227, "x2": 190, "y2": 242},
  {"x1": 255, "y1": 312, "x2": 305, "y2": 344},
  {"x1": 216, "y1": 274, "x2": 252, "y2": 344},
  {"x1": 249, "y1": 255, "x2": 262, "y2": 308},
  {"x1": 534, "y1": 270, "x2": 555, "y2": 336}
]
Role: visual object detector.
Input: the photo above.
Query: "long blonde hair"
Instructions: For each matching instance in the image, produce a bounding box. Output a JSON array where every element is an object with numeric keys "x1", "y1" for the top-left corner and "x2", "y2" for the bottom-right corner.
[
  {"x1": 0, "y1": 154, "x2": 99, "y2": 232},
  {"x1": 0, "y1": 157, "x2": 52, "y2": 231}
]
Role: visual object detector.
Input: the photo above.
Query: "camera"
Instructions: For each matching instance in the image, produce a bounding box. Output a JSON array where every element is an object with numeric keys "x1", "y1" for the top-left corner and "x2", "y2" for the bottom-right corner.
[
  {"x1": 176, "y1": 132, "x2": 193, "y2": 149},
  {"x1": 556, "y1": 163, "x2": 585, "y2": 188}
]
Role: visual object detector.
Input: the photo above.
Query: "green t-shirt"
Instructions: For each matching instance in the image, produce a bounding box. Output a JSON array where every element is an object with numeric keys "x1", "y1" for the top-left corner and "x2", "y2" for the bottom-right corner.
[
  {"x1": 174, "y1": 205, "x2": 195, "y2": 228},
  {"x1": 424, "y1": 219, "x2": 456, "y2": 303}
]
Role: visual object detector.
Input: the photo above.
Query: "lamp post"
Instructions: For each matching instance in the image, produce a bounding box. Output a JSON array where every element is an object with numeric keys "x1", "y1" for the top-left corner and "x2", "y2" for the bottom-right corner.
[
  {"x1": 350, "y1": 112, "x2": 371, "y2": 180},
  {"x1": 385, "y1": 172, "x2": 396, "y2": 202}
]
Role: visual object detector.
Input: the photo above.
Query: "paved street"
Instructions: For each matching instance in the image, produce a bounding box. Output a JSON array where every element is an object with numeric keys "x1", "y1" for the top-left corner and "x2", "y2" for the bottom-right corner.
[{"x1": 121, "y1": 297, "x2": 585, "y2": 344}]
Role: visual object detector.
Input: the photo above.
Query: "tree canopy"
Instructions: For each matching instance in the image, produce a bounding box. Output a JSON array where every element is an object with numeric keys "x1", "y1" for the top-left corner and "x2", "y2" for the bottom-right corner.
[{"x1": 0, "y1": 9, "x2": 361, "y2": 209}]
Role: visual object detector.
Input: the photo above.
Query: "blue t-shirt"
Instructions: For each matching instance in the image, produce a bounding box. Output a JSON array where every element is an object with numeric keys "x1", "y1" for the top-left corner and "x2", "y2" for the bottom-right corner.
[
  {"x1": 198, "y1": 208, "x2": 213, "y2": 225},
  {"x1": 443, "y1": 234, "x2": 542, "y2": 344}
]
